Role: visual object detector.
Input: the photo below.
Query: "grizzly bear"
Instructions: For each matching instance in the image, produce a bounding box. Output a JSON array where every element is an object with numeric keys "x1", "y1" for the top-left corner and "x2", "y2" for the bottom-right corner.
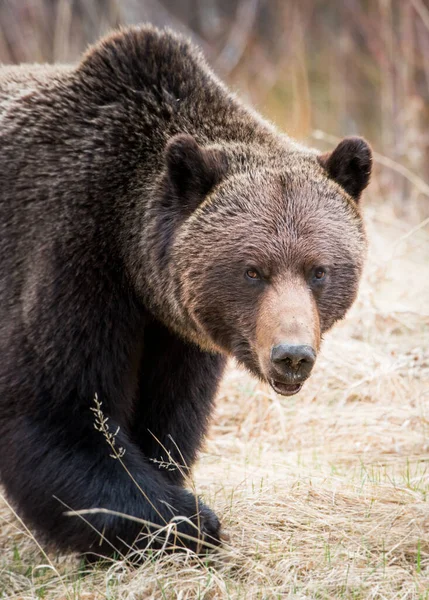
[{"x1": 0, "y1": 25, "x2": 371, "y2": 559}]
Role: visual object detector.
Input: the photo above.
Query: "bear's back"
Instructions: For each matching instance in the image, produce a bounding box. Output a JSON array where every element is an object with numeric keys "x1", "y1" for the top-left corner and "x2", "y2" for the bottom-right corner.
[{"x1": 0, "y1": 64, "x2": 72, "y2": 106}]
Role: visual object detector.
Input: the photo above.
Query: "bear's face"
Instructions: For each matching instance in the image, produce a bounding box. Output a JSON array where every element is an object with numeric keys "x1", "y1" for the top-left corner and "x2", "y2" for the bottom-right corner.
[{"x1": 159, "y1": 135, "x2": 371, "y2": 396}]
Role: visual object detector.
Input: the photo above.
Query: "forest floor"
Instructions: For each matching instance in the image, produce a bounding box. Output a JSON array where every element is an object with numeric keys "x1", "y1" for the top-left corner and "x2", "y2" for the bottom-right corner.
[{"x1": 1, "y1": 196, "x2": 428, "y2": 599}]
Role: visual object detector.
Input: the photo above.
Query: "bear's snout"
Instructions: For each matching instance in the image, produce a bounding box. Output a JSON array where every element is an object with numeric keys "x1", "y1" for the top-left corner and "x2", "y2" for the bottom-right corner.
[{"x1": 254, "y1": 279, "x2": 320, "y2": 396}]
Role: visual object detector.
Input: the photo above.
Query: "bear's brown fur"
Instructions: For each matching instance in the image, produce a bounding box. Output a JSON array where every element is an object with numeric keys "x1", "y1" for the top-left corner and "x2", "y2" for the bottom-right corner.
[{"x1": 0, "y1": 25, "x2": 371, "y2": 559}]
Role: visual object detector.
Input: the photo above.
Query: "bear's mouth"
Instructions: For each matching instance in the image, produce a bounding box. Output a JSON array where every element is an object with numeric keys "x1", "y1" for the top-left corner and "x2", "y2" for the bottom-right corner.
[{"x1": 270, "y1": 379, "x2": 303, "y2": 396}]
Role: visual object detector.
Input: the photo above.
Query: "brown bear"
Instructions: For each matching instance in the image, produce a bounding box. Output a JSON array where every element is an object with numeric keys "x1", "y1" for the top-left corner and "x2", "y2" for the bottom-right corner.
[{"x1": 0, "y1": 25, "x2": 371, "y2": 560}]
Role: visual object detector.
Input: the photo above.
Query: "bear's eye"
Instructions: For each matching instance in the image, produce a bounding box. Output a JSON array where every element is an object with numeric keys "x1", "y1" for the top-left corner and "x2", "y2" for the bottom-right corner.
[
  {"x1": 310, "y1": 267, "x2": 328, "y2": 287},
  {"x1": 245, "y1": 268, "x2": 261, "y2": 281},
  {"x1": 314, "y1": 267, "x2": 326, "y2": 280}
]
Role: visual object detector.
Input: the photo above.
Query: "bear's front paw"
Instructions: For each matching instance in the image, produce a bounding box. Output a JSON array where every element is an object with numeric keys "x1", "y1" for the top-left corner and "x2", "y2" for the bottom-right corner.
[
  {"x1": 197, "y1": 501, "x2": 221, "y2": 548},
  {"x1": 172, "y1": 496, "x2": 222, "y2": 554},
  {"x1": 156, "y1": 490, "x2": 223, "y2": 554}
]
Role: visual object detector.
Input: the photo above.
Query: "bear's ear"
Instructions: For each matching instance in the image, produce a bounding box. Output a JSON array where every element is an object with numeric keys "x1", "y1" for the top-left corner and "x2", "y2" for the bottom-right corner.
[
  {"x1": 318, "y1": 137, "x2": 372, "y2": 202},
  {"x1": 164, "y1": 134, "x2": 226, "y2": 215}
]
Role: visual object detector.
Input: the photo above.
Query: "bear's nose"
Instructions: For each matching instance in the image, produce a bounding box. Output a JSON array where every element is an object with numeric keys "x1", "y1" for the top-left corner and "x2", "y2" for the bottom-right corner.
[{"x1": 270, "y1": 344, "x2": 316, "y2": 378}]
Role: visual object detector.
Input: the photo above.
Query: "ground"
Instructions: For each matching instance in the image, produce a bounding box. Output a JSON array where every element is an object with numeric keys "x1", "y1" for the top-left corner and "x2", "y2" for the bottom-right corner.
[{"x1": 1, "y1": 193, "x2": 428, "y2": 599}]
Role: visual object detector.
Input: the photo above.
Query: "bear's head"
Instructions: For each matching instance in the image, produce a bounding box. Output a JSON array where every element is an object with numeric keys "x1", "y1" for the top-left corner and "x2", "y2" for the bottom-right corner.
[{"x1": 151, "y1": 134, "x2": 371, "y2": 396}]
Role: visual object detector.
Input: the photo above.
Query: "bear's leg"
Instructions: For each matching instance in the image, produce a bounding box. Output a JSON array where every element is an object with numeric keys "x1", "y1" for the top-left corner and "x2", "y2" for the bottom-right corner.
[
  {"x1": 0, "y1": 409, "x2": 221, "y2": 559},
  {"x1": 132, "y1": 320, "x2": 226, "y2": 485}
]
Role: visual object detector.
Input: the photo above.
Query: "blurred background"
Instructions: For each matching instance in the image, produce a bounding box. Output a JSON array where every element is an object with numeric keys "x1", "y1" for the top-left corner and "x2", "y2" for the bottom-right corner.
[{"x1": 1, "y1": 0, "x2": 429, "y2": 214}]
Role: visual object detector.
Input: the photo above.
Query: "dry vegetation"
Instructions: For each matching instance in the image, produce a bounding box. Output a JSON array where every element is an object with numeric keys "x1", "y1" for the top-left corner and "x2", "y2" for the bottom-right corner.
[
  {"x1": 1, "y1": 187, "x2": 428, "y2": 599},
  {"x1": 1, "y1": 1, "x2": 429, "y2": 598}
]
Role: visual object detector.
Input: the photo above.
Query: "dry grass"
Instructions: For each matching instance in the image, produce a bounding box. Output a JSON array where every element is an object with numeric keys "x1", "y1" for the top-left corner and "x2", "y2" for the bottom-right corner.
[{"x1": 1, "y1": 190, "x2": 428, "y2": 598}]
